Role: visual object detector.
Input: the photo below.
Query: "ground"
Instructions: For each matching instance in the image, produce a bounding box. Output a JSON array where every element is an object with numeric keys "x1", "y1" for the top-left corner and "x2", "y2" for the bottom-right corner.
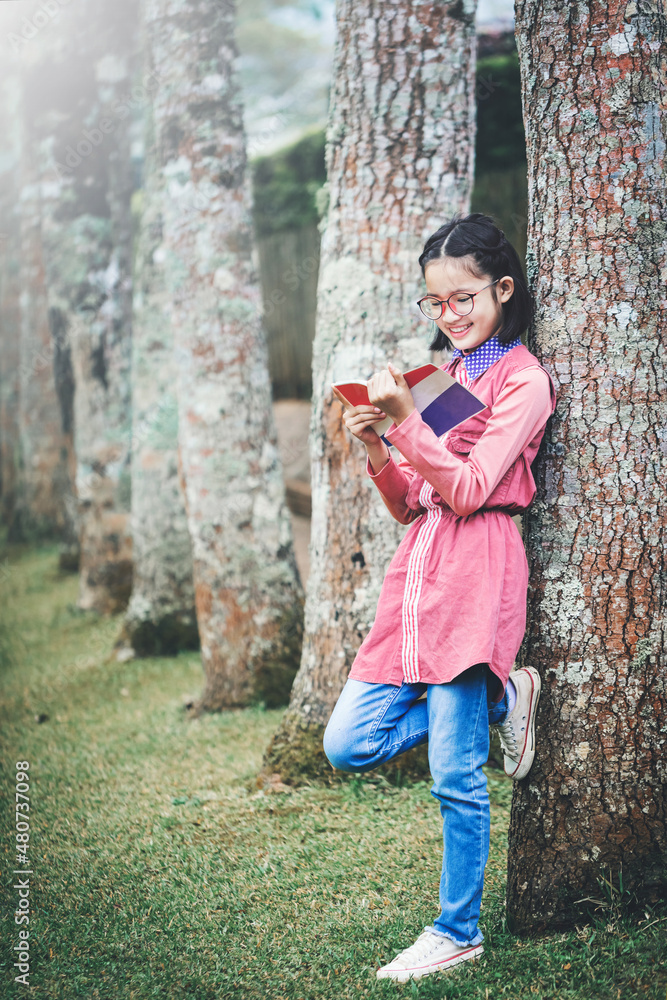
[{"x1": 0, "y1": 547, "x2": 665, "y2": 999}]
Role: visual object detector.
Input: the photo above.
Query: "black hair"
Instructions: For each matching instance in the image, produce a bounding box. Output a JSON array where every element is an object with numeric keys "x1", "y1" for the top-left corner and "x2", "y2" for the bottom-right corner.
[{"x1": 418, "y1": 212, "x2": 532, "y2": 352}]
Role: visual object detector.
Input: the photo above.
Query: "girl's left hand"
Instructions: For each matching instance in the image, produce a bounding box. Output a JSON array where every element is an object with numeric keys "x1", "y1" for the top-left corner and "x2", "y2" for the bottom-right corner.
[{"x1": 367, "y1": 362, "x2": 415, "y2": 426}]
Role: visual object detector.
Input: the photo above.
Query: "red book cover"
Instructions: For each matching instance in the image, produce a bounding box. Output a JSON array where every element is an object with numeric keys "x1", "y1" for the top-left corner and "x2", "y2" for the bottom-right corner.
[{"x1": 333, "y1": 364, "x2": 486, "y2": 439}]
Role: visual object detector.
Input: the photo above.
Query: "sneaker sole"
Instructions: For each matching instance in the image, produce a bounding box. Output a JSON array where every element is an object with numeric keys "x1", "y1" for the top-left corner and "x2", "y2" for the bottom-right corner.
[
  {"x1": 505, "y1": 667, "x2": 541, "y2": 781},
  {"x1": 376, "y1": 944, "x2": 484, "y2": 982}
]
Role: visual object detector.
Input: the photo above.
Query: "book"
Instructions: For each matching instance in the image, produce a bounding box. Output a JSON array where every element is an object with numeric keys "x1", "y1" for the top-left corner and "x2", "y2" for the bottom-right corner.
[{"x1": 332, "y1": 363, "x2": 487, "y2": 439}]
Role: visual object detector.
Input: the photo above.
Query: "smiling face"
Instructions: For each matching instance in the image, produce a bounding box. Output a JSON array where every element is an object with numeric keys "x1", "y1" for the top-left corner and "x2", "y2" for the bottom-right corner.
[{"x1": 424, "y1": 256, "x2": 515, "y2": 354}]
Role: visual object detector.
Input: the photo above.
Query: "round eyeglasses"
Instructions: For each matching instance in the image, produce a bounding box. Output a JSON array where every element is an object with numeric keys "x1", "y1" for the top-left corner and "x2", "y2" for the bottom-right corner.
[{"x1": 417, "y1": 279, "x2": 500, "y2": 320}]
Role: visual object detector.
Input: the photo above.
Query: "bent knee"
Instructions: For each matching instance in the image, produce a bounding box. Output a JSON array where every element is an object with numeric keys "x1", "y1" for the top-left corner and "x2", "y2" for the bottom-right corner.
[{"x1": 323, "y1": 724, "x2": 371, "y2": 773}]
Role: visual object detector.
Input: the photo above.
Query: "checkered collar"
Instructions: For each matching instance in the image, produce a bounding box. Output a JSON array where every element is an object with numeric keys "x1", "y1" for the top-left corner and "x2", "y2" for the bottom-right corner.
[{"x1": 452, "y1": 335, "x2": 522, "y2": 382}]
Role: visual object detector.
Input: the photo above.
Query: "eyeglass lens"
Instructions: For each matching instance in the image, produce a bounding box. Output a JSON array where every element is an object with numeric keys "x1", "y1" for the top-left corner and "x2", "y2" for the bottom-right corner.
[{"x1": 420, "y1": 294, "x2": 473, "y2": 319}]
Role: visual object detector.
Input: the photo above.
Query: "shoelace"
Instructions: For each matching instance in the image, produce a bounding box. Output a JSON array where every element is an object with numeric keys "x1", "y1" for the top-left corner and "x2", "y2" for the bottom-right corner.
[
  {"x1": 497, "y1": 719, "x2": 520, "y2": 756},
  {"x1": 393, "y1": 931, "x2": 442, "y2": 966}
]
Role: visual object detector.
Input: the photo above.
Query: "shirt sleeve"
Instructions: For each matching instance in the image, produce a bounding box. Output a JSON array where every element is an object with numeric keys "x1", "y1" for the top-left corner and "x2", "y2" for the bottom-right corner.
[
  {"x1": 365, "y1": 449, "x2": 421, "y2": 525},
  {"x1": 384, "y1": 366, "x2": 554, "y2": 518}
]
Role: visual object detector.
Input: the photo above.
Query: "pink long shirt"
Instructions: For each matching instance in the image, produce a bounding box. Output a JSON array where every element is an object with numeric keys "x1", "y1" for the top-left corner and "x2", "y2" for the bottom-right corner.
[{"x1": 347, "y1": 345, "x2": 556, "y2": 691}]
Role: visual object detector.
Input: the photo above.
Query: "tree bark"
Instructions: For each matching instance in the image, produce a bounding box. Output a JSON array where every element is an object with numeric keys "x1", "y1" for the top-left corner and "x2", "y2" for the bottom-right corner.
[
  {"x1": 263, "y1": 0, "x2": 479, "y2": 782},
  {"x1": 35, "y1": 0, "x2": 139, "y2": 612},
  {"x1": 8, "y1": 31, "x2": 71, "y2": 544},
  {"x1": 121, "y1": 26, "x2": 198, "y2": 657},
  {"x1": 0, "y1": 69, "x2": 22, "y2": 536},
  {"x1": 147, "y1": 0, "x2": 304, "y2": 709},
  {"x1": 17, "y1": 171, "x2": 70, "y2": 542},
  {"x1": 508, "y1": 1, "x2": 667, "y2": 932}
]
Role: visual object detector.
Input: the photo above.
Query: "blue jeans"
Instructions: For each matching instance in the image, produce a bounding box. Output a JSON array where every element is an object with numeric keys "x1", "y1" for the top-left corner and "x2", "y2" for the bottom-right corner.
[{"x1": 323, "y1": 665, "x2": 509, "y2": 946}]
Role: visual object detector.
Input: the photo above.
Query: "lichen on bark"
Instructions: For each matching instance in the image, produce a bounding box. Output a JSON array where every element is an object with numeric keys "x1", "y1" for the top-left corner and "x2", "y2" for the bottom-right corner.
[
  {"x1": 122, "y1": 64, "x2": 198, "y2": 654},
  {"x1": 147, "y1": 0, "x2": 304, "y2": 710},
  {"x1": 34, "y1": 0, "x2": 139, "y2": 614},
  {"x1": 263, "y1": 0, "x2": 479, "y2": 782},
  {"x1": 508, "y1": 0, "x2": 667, "y2": 932}
]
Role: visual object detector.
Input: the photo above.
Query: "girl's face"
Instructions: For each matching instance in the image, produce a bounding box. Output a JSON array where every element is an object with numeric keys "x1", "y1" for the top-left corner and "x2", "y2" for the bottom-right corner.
[{"x1": 424, "y1": 257, "x2": 514, "y2": 354}]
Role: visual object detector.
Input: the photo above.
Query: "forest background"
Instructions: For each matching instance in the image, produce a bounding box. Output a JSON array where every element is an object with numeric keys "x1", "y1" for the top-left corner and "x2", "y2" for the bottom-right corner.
[{"x1": 0, "y1": 0, "x2": 665, "y2": 997}]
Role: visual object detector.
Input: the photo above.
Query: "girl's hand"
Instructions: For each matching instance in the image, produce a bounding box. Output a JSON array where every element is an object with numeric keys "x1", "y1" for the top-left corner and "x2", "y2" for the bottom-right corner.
[
  {"x1": 332, "y1": 386, "x2": 386, "y2": 445},
  {"x1": 367, "y1": 362, "x2": 415, "y2": 426}
]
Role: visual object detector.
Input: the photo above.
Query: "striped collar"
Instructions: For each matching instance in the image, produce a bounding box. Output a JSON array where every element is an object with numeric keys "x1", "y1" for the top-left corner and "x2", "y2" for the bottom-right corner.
[{"x1": 452, "y1": 335, "x2": 522, "y2": 382}]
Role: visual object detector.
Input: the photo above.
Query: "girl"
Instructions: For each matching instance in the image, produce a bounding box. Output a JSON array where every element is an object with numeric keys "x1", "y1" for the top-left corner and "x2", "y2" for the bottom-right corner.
[{"x1": 325, "y1": 213, "x2": 556, "y2": 983}]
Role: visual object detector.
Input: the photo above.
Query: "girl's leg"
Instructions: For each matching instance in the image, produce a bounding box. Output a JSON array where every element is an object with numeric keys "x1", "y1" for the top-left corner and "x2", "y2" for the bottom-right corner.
[
  {"x1": 426, "y1": 664, "x2": 490, "y2": 947},
  {"x1": 323, "y1": 679, "x2": 428, "y2": 773}
]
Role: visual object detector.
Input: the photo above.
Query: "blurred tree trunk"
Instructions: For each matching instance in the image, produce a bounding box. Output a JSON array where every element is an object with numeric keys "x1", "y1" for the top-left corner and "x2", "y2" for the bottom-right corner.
[
  {"x1": 147, "y1": 0, "x2": 303, "y2": 709},
  {"x1": 35, "y1": 0, "x2": 139, "y2": 611},
  {"x1": 17, "y1": 168, "x2": 70, "y2": 542},
  {"x1": 508, "y1": 1, "x2": 667, "y2": 932},
  {"x1": 0, "y1": 70, "x2": 22, "y2": 536},
  {"x1": 2, "y1": 30, "x2": 71, "y2": 545},
  {"x1": 121, "y1": 31, "x2": 198, "y2": 657},
  {"x1": 262, "y1": 0, "x2": 479, "y2": 782}
]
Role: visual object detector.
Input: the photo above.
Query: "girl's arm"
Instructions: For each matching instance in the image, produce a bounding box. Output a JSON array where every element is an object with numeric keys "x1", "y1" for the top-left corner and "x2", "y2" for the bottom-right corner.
[
  {"x1": 332, "y1": 384, "x2": 419, "y2": 525},
  {"x1": 384, "y1": 367, "x2": 553, "y2": 517},
  {"x1": 366, "y1": 446, "x2": 421, "y2": 525}
]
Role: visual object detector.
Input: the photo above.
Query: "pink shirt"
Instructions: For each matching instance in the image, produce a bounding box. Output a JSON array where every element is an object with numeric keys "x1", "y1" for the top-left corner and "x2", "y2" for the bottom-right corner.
[
  {"x1": 369, "y1": 363, "x2": 553, "y2": 518},
  {"x1": 347, "y1": 346, "x2": 556, "y2": 691}
]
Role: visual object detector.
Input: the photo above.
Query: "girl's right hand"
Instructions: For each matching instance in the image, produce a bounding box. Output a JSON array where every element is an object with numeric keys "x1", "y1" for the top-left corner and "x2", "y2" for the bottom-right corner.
[{"x1": 332, "y1": 387, "x2": 386, "y2": 446}]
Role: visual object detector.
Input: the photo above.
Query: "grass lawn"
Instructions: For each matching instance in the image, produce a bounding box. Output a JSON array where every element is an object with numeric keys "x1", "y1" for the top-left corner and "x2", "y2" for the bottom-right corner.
[{"x1": 1, "y1": 546, "x2": 665, "y2": 999}]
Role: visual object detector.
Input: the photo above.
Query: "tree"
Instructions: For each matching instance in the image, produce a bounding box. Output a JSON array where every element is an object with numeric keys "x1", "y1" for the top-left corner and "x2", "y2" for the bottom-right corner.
[
  {"x1": 36, "y1": 0, "x2": 139, "y2": 612},
  {"x1": 121, "y1": 23, "x2": 198, "y2": 658},
  {"x1": 6, "y1": 30, "x2": 71, "y2": 544},
  {"x1": 508, "y1": 0, "x2": 667, "y2": 932},
  {"x1": 0, "y1": 68, "x2": 22, "y2": 535},
  {"x1": 146, "y1": 0, "x2": 304, "y2": 709},
  {"x1": 17, "y1": 159, "x2": 70, "y2": 542},
  {"x1": 263, "y1": 0, "x2": 480, "y2": 781}
]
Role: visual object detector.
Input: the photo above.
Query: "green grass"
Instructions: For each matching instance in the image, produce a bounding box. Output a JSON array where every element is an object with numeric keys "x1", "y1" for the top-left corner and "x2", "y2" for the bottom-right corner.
[{"x1": 1, "y1": 547, "x2": 666, "y2": 999}]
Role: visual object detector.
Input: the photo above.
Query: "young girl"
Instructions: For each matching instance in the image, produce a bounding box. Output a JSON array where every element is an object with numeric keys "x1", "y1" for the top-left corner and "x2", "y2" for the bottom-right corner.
[{"x1": 325, "y1": 213, "x2": 556, "y2": 983}]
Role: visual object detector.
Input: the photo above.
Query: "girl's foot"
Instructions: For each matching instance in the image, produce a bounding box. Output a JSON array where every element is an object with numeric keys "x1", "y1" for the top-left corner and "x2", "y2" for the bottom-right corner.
[
  {"x1": 494, "y1": 666, "x2": 541, "y2": 780},
  {"x1": 376, "y1": 930, "x2": 484, "y2": 982}
]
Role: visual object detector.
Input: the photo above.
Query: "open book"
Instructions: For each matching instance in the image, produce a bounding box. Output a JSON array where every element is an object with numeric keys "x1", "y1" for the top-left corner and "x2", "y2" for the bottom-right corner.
[{"x1": 333, "y1": 363, "x2": 486, "y2": 438}]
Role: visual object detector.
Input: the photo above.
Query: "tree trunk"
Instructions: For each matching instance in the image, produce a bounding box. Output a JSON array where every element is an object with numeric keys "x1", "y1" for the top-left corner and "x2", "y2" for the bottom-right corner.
[
  {"x1": 35, "y1": 0, "x2": 139, "y2": 612},
  {"x1": 1, "y1": 13, "x2": 78, "y2": 561},
  {"x1": 508, "y1": 1, "x2": 667, "y2": 932},
  {"x1": 121, "y1": 39, "x2": 198, "y2": 657},
  {"x1": 17, "y1": 175, "x2": 70, "y2": 542},
  {"x1": 263, "y1": 0, "x2": 479, "y2": 782},
  {"x1": 147, "y1": 0, "x2": 304, "y2": 709},
  {"x1": 0, "y1": 69, "x2": 22, "y2": 536}
]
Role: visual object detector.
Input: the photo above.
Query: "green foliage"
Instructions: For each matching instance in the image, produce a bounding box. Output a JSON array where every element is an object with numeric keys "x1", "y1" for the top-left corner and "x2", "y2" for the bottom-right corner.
[
  {"x1": 251, "y1": 130, "x2": 326, "y2": 237},
  {"x1": 250, "y1": 53, "x2": 527, "y2": 240},
  {"x1": 1, "y1": 548, "x2": 665, "y2": 998},
  {"x1": 475, "y1": 52, "x2": 527, "y2": 175}
]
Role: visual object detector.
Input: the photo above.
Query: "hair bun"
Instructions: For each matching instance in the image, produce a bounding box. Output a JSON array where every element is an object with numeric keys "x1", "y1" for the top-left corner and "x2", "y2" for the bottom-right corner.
[{"x1": 483, "y1": 230, "x2": 506, "y2": 252}]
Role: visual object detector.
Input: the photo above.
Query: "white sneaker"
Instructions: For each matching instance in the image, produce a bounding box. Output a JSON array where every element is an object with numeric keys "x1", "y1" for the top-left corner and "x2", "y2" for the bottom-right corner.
[
  {"x1": 494, "y1": 666, "x2": 541, "y2": 781},
  {"x1": 376, "y1": 930, "x2": 484, "y2": 982}
]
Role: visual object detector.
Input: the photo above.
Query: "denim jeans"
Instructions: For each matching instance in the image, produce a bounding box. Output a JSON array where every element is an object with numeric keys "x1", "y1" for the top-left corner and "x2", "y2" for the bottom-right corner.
[{"x1": 323, "y1": 665, "x2": 510, "y2": 946}]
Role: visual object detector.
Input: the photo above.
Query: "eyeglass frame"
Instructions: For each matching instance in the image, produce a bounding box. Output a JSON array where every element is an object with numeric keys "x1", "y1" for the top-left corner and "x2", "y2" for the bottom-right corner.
[{"x1": 416, "y1": 279, "x2": 500, "y2": 320}]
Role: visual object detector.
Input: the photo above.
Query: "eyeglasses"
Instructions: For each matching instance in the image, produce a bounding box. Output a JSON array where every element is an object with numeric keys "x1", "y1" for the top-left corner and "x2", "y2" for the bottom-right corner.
[{"x1": 417, "y1": 279, "x2": 500, "y2": 320}]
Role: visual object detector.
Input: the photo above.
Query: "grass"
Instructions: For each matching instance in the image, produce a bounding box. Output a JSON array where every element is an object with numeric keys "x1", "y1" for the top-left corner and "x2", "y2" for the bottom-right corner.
[{"x1": 1, "y1": 546, "x2": 666, "y2": 999}]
